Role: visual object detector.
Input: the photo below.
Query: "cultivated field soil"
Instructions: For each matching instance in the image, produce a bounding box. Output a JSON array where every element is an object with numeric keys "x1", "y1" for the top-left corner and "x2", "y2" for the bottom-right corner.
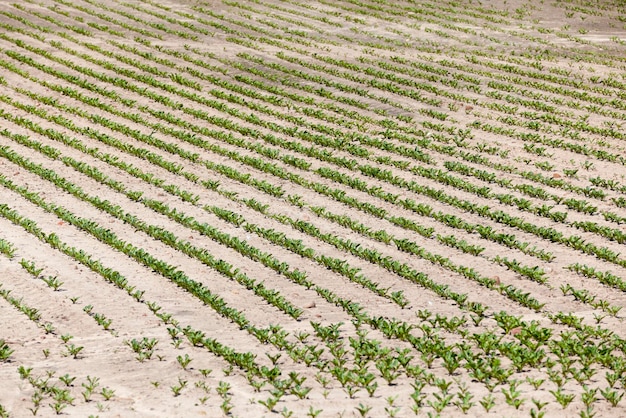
[{"x1": 1, "y1": 0, "x2": 626, "y2": 417}]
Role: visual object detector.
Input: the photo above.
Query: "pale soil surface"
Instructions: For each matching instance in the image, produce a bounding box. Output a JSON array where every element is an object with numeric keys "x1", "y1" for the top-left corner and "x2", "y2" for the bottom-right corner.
[{"x1": 1, "y1": 0, "x2": 626, "y2": 417}]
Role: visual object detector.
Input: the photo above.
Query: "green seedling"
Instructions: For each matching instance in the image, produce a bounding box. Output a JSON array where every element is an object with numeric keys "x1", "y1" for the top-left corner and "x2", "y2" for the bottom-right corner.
[
  {"x1": 259, "y1": 396, "x2": 278, "y2": 412},
  {"x1": 42, "y1": 276, "x2": 63, "y2": 291},
  {"x1": 65, "y1": 344, "x2": 84, "y2": 359},
  {"x1": 0, "y1": 340, "x2": 14, "y2": 362},
  {"x1": 59, "y1": 374, "x2": 76, "y2": 387},
  {"x1": 171, "y1": 378, "x2": 187, "y2": 397},
  {"x1": 176, "y1": 354, "x2": 192, "y2": 370},
  {"x1": 480, "y1": 394, "x2": 495, "y2": 412},
  {"x1": 356, "y1": 403, "x2": 372, "y2": 417},
  {"x1": 101, "y1": 387, "x2": 115, "y2": 401}
]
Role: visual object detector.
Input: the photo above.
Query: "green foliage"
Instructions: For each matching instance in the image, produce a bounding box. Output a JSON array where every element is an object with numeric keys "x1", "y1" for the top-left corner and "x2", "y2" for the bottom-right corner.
[{"x1": 2, "y1": 2, "x2": 626, "y2": 415}]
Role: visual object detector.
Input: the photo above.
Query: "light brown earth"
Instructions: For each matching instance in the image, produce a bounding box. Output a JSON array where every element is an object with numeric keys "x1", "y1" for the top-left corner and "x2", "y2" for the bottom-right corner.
[{"x1": 1, "y1": 0, "x2": 626, "y2": 417}]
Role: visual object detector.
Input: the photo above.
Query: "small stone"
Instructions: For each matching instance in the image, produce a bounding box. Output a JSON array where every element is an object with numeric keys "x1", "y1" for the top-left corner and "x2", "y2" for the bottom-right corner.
[{"x1": 305, "y1": 301, "x2": 316, "y2": 309}]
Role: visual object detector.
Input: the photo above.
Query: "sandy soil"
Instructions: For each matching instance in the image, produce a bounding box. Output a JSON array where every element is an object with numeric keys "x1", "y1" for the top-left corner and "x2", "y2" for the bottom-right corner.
[{"x1": 1, "y1": 0, "x2": 626, "y2": 417}]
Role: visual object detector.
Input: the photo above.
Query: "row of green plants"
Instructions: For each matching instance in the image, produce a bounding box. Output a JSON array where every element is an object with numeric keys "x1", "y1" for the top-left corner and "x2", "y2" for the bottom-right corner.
[
  {"x1": 9, "y1": 0, "x2": 626, "y2": 356},
  {"x1": 37, "y1": 0, "x2": 626, "y2": 142},
  {"x1": 3, "y1": 3, "x2": 624, "y2": 334},
  {"x1": 0, "y1": 71, "x2": 552, "y2": 316},
  {"x1": 0, "y1": 187, "x2": 297, "y2": 392},
  {"x1": 235, "y1": 37, "x2": 625, "y2": 167},
  {"x1": 0, "y1": 62, "x2": 600, "y2": 334},
  {"x1": 0, "y1": 97, "x2": 418, "y2": 313},
  {"x1": 219, "y1": 48, "x2": 621, "y2": 215},
  {"x1": 3, "y1": 1, "x2": 619, "y2": 411},
  {"x1": 1, "y1": 13, "x2": 620, "y2": 284},
  {"x1": 0, "y1": 143, "x2": 304, "y2": 321},
  {"x1": 0, "y1": 176, "x2": 456, "y2": 413},
  {"x1": 0, "y1": 138, "x2": 473, "y2": 404},
  {"x1": 0, "y1": 252, "x2": 124, "y2": 415},
  {"x1": 7, "y1": 129, "x2": 608, "y2": 416},
  {"x1": 0, "y1": 116, "x2": 478, "y2": 334}
]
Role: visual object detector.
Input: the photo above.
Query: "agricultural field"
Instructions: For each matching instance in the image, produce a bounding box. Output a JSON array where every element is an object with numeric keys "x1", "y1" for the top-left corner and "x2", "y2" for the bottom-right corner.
[{"x1": 1, "y1": 0, "x2": 626, "y2": 416}]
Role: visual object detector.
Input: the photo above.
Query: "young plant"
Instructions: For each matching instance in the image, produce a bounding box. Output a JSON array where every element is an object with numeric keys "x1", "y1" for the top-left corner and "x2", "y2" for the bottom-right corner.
[
  {"x1": 59, "y1": 374, "x2": 76, "y2": 387},
  {"x1": 258, "y1": 396, "x2": 278, "y2": 412},
  {"x1": 479, "y1": 394, "x2": 496, "y2": 412},
  {"x1": 356, "y1": 403, "x2": 372, "y2": 417},
  {"x1": 307, "y1": 406, "x2": 322, "y2": 418},
  {"x1": 40, "y1": 274, "x2": 63, "y2": 291},
  {"x1": 601, "y1": 387, "x2": 624, "y2": 407},
  {"x1": 550, "y1": 387, "x2": 575, "y2": 409},
  {"x1": 176, "y1": 354, "x2": 192, "y2": 370},
  {"x1": 65, "y1": 344, "x2": 84, "y2": 359},
  {"x1": 171, "y1": 378, "x2": 187, "y2": 397},
  {"x1": 0, "y1": 340, "x2": 14, "y2": 362},
  {"x1": 101, "y1": 387, "x2": 115, "y2": 401}
]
